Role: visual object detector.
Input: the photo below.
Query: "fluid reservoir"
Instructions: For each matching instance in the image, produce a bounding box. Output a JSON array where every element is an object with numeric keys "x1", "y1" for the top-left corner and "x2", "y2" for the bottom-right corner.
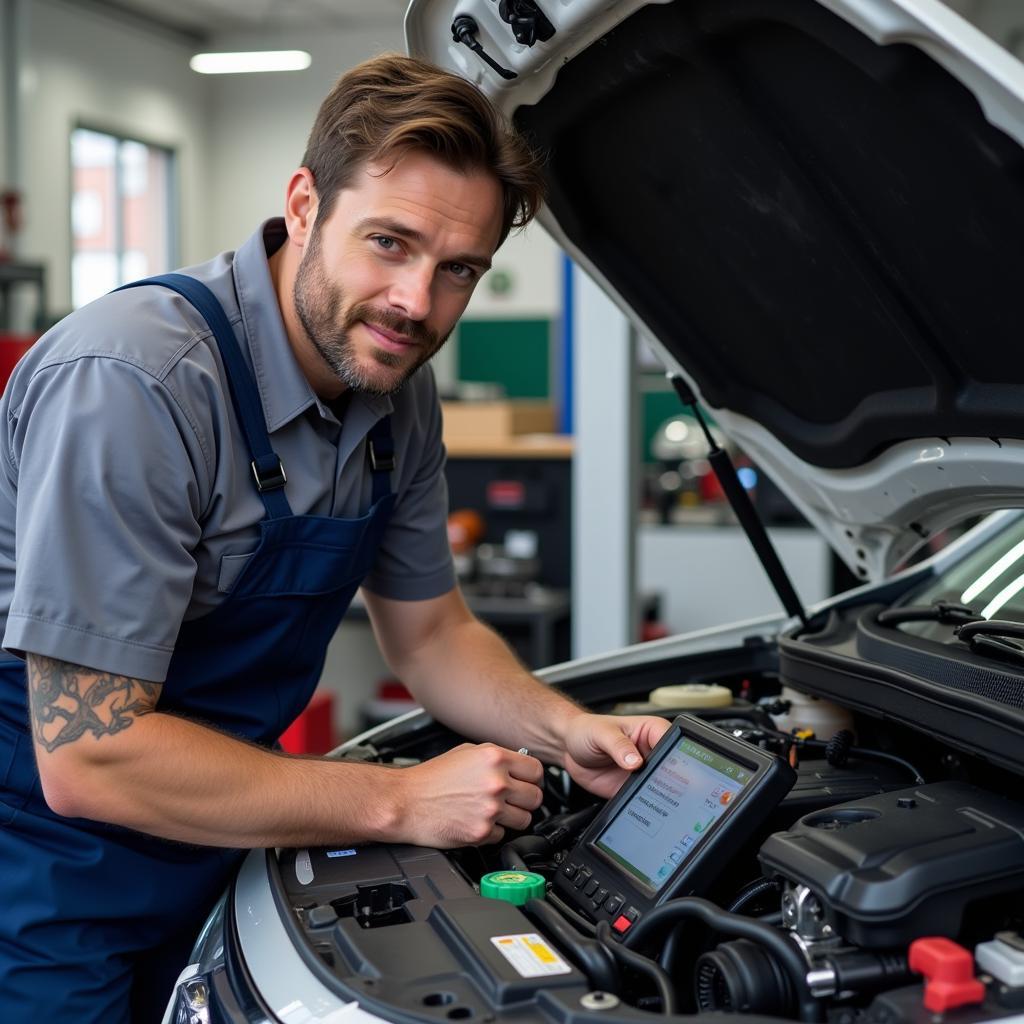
[
  {"x1": 771, "y1": 685, "x2": 855, "y2": 740},
  {"x1": 648, "y1": 683, "x2": 732, "y2": 709}
]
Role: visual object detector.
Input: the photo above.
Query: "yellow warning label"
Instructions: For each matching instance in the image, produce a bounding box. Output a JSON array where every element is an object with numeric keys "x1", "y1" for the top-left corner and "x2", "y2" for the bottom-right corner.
[
  {"x1": 490, "y1": 934, "x2": 571, "y2": 978},
  {"x1": 525, "y1": 939, "x2": 557, "y2": 963}
]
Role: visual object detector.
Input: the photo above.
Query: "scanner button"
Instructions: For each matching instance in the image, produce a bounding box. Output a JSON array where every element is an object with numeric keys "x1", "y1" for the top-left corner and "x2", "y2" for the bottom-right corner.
[
  {"x1": 605, "y1": 895, "x2": 623, "y2": 916},
  {"x1": 583, "y1": 879, "x2": 599, "y2": 897},
  {"x1": 612, "y1": 915, "x2": 632, "y2": 934},
  {"x1": 593, "y1": 888, "x2": 609, "y2": 907}
]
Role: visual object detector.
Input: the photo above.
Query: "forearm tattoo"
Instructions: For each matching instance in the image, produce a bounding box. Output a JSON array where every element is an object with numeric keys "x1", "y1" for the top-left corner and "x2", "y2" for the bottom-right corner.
[{"x1": 28, "y1": 656, "x2": 161, "y2": 753}]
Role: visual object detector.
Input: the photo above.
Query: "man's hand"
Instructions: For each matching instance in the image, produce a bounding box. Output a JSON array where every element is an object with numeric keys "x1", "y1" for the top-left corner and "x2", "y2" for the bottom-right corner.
[
  {"x1": 561, "y1": 714, "x2": 671, "y2": 798},
  {"x1": 393, "y1": 743, "x2": 544, "y2": 847}
]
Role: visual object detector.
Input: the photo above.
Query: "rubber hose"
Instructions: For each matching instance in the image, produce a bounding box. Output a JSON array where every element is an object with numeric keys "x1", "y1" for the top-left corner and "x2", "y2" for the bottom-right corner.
[
  {"x1": 499, "y1": 834, "x2": 551, "y2": 871},
  {"x1": 546, "y1": 891, "x2": 598, "y2": 936},
  {"x1": 522, "y1": 898, "x2": 618, "y2": 992},
  {"x1": 536, "y1": 804, "x2": 599, "y2": 845},
  {"x1": 727, "y1": 878, "x2": 781, "y2": 915},
  {"x1": 596, "y1": 920, "x2": 677, "y2": 1014},
  {"x1": 825, "y1": 730, "x2": 853, "y2": 768},
  {"x1": 623, "y1": 897, "x2": 822, "y2": 1023}
]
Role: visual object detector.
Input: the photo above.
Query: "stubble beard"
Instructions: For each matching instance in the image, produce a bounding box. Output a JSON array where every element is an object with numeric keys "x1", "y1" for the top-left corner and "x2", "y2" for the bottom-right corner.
[{"x1": 293, "y1": 227, "x2": 450, "y2": 397}]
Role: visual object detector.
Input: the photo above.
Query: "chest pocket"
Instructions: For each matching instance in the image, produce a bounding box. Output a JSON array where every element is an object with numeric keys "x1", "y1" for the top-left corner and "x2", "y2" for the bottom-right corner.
[{"x1": 217, "y1": 552, "x2": 254, "y2": 594}]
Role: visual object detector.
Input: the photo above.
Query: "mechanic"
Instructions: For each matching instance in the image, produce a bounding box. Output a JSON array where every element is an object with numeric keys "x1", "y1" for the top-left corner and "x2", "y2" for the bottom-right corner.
[{"x1": 0, "y1": 54, "x2": 670, "y2": 1020}]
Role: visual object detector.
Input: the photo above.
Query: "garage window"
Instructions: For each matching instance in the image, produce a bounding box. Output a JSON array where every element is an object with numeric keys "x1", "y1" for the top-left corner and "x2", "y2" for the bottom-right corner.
[{"x1": 71, "y1": 127, "x2": 176, "y2": 309}]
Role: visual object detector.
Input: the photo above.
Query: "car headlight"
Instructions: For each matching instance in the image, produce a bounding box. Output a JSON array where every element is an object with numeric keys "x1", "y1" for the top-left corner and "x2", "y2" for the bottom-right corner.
[
  {"x1": 164, "y1": 889, "x2": 272, "y2": 1024},
  {"x1": 174, "y1": 974, "x2": 213, "y2": 1024}
]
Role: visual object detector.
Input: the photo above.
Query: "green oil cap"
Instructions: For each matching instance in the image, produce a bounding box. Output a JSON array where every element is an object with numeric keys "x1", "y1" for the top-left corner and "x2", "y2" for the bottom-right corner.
[{"x1": 479, "y1": 870, "x2": 546, "y2": 905}]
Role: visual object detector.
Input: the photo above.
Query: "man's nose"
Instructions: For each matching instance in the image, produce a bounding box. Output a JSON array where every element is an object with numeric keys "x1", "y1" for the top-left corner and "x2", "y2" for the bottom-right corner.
[{"x1": 388, "y1": 266, "x2": 433, "y2": 322}]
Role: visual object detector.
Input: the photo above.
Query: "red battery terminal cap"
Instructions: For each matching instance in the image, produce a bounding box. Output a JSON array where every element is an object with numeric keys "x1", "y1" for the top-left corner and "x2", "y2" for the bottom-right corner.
[{"x1": 909, "y1": 937, "x2": 986, "y2": 1012}]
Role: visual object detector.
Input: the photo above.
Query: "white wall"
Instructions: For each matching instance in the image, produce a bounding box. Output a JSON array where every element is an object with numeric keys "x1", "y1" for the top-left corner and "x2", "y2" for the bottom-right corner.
[
  {"x1": 18, "y1": 0, "x2": 211, "y2": 315},
  {"x1": 203, "y1": 25, "x2": 406, "y2": 252},
  {"x1": 463, "y1": 224, "x2": 561, "y2": 320},
  {"x1": 639, "y1": 525, "x2": 831, "y2": 634}
]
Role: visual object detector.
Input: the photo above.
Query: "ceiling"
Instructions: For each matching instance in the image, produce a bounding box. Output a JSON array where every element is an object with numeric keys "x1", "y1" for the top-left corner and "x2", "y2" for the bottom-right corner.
[{"x1": 86, "y1": 0, "x2": 410, "y2": 41}]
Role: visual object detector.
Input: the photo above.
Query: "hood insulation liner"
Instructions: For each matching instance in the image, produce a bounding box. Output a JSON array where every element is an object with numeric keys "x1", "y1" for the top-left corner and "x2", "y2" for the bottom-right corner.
[{"x1": 516, "y1": 0, "x2": 1024, "y2": 469}]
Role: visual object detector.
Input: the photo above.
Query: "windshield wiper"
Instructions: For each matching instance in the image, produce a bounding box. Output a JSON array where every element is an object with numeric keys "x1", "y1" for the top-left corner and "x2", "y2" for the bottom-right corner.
[
  {"x1": 954, "y1": 619, "x2": 1024, "y2": 667},
  {"x1": 877, "y1": 600, "x2": 980, "y2": 627}
]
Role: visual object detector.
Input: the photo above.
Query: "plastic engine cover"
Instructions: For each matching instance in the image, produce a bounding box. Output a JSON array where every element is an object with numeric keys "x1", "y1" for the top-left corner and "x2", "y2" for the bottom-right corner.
[{"x1": 757, "y1": 782, "x2": 1024, "y2": 948}]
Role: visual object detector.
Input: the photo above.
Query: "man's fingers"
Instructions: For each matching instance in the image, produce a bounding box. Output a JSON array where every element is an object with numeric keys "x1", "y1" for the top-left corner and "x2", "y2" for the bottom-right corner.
[
  {"x1": 505, "y1": 776, "x2": 544, "y2": 811},
  {"x1": 632, "y1": 714, "x2": 672, "y2": 754},
  {"x1": 599, "y1": 728, "x2": 643, "y2": 769},
  {"x1": 507, "y1": 751, "x2": 544, "y2": 783},
  {"x1": 495, "y1": 804, "x2": 533, "y2": 832},
  {"x1": 480, "y1": 824, "x2": 506, "y2": 846}
]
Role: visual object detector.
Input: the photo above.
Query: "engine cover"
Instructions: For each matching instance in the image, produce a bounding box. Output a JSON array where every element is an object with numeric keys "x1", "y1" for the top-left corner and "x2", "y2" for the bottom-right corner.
[{"x1": 757, "y1": 782, "x2": 1024, "y2": 949}]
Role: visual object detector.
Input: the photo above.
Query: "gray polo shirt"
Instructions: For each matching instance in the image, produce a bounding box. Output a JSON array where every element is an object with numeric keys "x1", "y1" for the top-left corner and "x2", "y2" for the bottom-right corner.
[{"x1": 0, "y1": 219, "x2": 456, "y2": 682}]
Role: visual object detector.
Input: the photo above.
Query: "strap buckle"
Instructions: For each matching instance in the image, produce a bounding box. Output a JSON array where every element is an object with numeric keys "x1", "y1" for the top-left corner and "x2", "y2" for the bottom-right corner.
[
  {"x1": 251, "y1": 456, "x2": 288, "y2": 492},
  {"x1": 368, "y1": 440, "x2": 396, "y2": 472}
]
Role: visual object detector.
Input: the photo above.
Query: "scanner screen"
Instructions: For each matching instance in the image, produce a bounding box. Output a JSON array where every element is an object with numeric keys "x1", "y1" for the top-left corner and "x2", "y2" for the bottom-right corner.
[{"x1": 594, "y1": 736, "x2": 752, "y2": 892}]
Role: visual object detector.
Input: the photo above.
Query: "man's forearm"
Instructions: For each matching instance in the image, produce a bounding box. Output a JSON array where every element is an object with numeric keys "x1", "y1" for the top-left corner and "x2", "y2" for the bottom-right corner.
[
  {"x1": 397, "y1": 616, "x2": 584, "y2": 763},
  {"x1": 29, "y1": 652, "x2": 548, "y2": 850},
  {"x1": 42, "y1": 709, "x2": 404, "y2": 848}
]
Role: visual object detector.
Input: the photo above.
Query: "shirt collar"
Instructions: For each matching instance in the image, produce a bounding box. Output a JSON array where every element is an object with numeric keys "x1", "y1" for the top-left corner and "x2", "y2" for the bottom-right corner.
[{"x1": 232, "y1": 218, "x2": 393, "y2": 433}]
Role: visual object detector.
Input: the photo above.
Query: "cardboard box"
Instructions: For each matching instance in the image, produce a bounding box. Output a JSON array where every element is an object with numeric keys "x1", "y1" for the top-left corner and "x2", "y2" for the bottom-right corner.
[{"x1": 441, "y1": 400, "x2": 556, "y2": 441}]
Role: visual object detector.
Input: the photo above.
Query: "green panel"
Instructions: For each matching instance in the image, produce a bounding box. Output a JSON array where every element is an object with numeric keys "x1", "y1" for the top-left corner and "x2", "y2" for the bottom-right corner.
[
  {"x1": 457, "y1": 318, "x2": 550, "y2": 399},
  {"x1": 642, "y1": 391, "x2": 683, "y2": 463}
]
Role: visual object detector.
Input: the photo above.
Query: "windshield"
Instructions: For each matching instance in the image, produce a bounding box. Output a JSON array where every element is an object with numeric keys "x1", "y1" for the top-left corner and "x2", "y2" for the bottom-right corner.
[{"x1": 901, "y1": 515, "x2": 1024, "y2": 642}]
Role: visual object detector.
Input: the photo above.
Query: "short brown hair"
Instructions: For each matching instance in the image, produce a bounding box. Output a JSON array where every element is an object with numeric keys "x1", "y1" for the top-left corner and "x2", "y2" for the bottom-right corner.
[{"x1": 302, "y1": 53, "x2": 545, "y2": 245}]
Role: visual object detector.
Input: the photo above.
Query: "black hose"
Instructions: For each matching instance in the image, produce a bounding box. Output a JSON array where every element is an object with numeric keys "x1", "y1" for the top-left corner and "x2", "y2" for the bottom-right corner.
[
  {"x1": 546, "y1": 891, "x2": 597, "y2": 936},
  {"x1": 727, "y1": 877, "x2": 781, "y2": 915},
  {"x1": 500, "y1": 804, "x2": 598, "y2": 871},
  {"x1": 847, "y1": 747, "x2": 923, "y2": 786},
  {"x1": 534, "y1": 804, "x2": 599, "y2": 845},
  {"x1": 521, "y1": 899, "x2": 619, "y2": 992},
  {"x1": 623, "y1": 897, "x2": 822, "y2": 1023},
  {"x1": 596, "y1": 920, "x2": 677, "y2": 1014},
  {"x1": 499, "y1": 834, "x2": 551, "y2": 871},
  {"x1": 821, "y1": 730, "x2": 924, "y2": 786}
]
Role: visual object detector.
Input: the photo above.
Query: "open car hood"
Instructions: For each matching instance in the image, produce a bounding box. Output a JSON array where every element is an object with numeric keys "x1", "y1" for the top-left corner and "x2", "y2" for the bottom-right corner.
[{"x1": 407, "y1": 0, "x2": 1024, "y2": 578}]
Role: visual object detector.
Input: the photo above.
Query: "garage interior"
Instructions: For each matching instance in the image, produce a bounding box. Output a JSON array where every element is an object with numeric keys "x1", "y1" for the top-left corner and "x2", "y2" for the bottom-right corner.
[{"x1": 0, "y1": 0, "x2": 1015, "y2": 745}]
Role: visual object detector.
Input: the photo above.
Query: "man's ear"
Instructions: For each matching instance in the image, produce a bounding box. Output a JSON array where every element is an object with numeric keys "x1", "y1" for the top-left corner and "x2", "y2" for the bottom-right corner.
[{"x1": 282, "y1": 168, "x2": 318, "y2": 248}]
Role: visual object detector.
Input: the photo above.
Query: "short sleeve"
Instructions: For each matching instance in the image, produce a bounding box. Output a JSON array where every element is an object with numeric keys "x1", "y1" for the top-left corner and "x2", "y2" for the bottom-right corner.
[
  {"x1": 3, "y1": 356, "x2": 209, "y2": 680},
  {"x1": 362, "y1": 373, "x2": 456, "y2": 601}
]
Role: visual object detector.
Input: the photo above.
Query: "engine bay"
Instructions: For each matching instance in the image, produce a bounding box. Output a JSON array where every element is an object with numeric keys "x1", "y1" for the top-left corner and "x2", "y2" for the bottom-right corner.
[{"x1": 264, "y1": 664, "x2": 1024, "y2": 1024}]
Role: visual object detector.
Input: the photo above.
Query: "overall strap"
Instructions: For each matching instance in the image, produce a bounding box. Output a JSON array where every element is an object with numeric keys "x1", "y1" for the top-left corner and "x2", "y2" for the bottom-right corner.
[
  {"x1": 118, "y1": 273, "x2": 293, "y2": 520},
  {"x1": 367, "y1": 415, "x2": 396, "y2": 505}
]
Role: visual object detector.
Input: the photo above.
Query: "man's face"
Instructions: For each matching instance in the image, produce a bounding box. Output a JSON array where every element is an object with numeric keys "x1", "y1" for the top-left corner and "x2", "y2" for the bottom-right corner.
[{"x1": 293, "y1": 150, "x2": 503, "y2": 396}]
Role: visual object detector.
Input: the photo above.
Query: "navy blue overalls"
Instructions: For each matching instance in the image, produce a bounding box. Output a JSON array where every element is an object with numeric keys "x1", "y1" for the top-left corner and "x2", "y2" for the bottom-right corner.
[{"x1": 0, "y1": 274, "x2": 397, "y2": 1020}]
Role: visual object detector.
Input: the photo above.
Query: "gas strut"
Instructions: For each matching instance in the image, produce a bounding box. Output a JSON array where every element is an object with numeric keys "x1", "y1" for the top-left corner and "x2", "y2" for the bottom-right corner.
[{"x1": 668, "y1": 375, "x2": 808, "y2": 627}]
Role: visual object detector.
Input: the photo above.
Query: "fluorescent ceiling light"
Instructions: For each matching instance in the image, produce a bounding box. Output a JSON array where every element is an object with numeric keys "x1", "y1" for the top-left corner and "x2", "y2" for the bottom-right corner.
[
  {"x1": 980, "y1": 570, "x2": 1024, "y2": 620},
  {"x1": 190, "y1": 51, "x2": 312, "y2": 74},
  {"x1": 961, "y1": 536, "x2": 1024, "y2": 605}
]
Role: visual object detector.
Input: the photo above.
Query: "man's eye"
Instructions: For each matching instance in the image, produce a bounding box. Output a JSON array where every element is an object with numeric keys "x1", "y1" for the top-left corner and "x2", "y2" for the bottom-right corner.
[
  {"x1": 448, "y1": 262, "x2": 475, "y2": 281},
  {"x1": 372, "y1": 235, "x2": 397, "y2": 251}
]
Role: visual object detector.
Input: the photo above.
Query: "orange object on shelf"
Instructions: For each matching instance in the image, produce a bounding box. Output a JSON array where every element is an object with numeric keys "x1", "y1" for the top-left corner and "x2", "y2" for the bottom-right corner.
[
  {"x1": 448, "y1": 508, "x2": 485, "y2": 554},
  {"x1": 279, "y1": 690, "x2": 336, "y2": 755}
]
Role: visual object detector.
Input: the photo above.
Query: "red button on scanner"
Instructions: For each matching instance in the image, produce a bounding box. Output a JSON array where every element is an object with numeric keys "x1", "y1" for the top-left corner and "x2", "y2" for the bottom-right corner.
[
  {"x1": 612, "y1": 915, "x2": 632, "y2": 934},
  {"x1": 908, "y1": 937, "x2": 986, "y2": 1013}
]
